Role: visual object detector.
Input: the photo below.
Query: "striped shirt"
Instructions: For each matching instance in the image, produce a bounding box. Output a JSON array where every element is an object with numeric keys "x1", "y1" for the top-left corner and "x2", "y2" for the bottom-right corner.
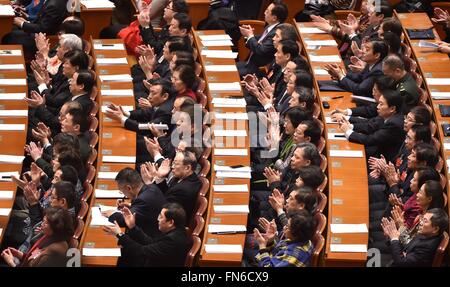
[{"x1": 256, "y1": 239, "x2": 314, "y2": 267}]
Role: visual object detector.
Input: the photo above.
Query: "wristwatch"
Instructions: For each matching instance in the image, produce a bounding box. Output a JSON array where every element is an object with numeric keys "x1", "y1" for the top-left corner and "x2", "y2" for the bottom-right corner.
[{"x1": 116, "y1": 232, "x2": 125, "y2": 239}]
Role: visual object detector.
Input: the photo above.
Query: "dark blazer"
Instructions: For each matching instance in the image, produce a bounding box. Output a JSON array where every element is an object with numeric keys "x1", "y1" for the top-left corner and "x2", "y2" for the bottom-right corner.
[
  {"x1": 34, "y1": 104, "x2": 61, "y2": 135},
  {"x1": 78, "y1": 132, "x2": 92, "y2": 165},
  {"x1": 350, "y1": 103, "x2": 378, "y2": 121},
  {"x1": 109, "y1": 184, "x2": 166, "y2": 238},
  {"x1": 22, "y1": 0, "x2": 68, "y2": 34},
  {"x1": 349, "y1": 113, "x2": 405, "y2": 162},
  {"x1": 124, "y1": 98, "x2": 173, "y2": 134},
  {"x1": 157, "y1": 173, "x2": 202, "y2": 221},
  {"x1": 396, "y1": 72, "x2": 420, "y2": 113},
  {"x1": 118, "y1": 226, "x2": 190, "y2": 267},
  {"x1": 389, "y1": 234, "x2": 442, "y2": 267},
  {"x1": 73, "y1": 94, "x2": 93, "y2": 116},
  {"x1": 339, "y1": 61, "x2": 383, "y2": 97},
  {"x1": 140, "y1": 24, "x2": 170, "y2": 55}
]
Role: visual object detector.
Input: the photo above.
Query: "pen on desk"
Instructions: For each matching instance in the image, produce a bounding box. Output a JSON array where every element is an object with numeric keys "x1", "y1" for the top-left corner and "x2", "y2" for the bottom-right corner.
[
  {"x1": 332, "y1": 96, "x2": 344, "y2": 99},
  {"x1": 334, "y1": 134, "x2": 346, "y2": 138},
  {"x1": 213, "y1": 231, "x2": 246, "y2": 235},
  {"x1": 102, "y1": 44, "x2": 114, "y2": 47}
]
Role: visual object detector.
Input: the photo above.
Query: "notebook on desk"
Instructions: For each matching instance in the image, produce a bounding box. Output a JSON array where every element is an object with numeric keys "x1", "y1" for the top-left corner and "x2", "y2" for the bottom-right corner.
[
  {"x1": 318, "y1": 80, "x2": 347, "y2": 92},
  {"x1": 406, "y1": 28, "x2": 435, "y2": 39},
  {"x1": 439, "y1": 105, "x2": 450, "y2": 117}
]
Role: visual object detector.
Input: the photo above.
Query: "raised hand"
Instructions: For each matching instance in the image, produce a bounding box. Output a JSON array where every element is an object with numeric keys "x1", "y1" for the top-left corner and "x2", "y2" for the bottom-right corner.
[
  {"x1": 263, "y1": 167, "x2": 281, "y2": 185},
  {"x1": 23, "y1": 182, "x2": 40, "y2": 205},
  {"x1": 25, "y1": 90, "x2": 45, "y2": 108},
  {"x1": 122, "y1": 207, "x2": 136, "y2": 229},
  {"x1": 268, "y1": 188, "x2": 285, "y2": 214},
  {"x1": 157, "y1": 159, "x2": 171, "y2": 178}
]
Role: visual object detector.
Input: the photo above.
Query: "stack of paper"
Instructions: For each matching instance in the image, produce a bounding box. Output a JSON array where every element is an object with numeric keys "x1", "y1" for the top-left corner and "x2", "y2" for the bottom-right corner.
[
  {"x1": 102, "y1": 155, "x2": 136, "y2": 163},
  {"x1": 0, "y1": 110, "x2": 28, "y2": 117},
  {"x1": 93, "y1": 43, "x2": 125, "y2": 50},
  {"x1": 0, "y1": 171, "x2": 20, "y2": 182},
  {"x1": 214, "y1": 112, "x2": 249, "y2": 120},
  {"x1": 99, "y1": 74, "x2": 133, "y2": 82},
  {"x1": 0, "y1": 124, "x2": 25, "y2": 131},
  {"x1": 426, "y1": 78, "x2": 450, "y2": 85},
  {"x1": 0, "y1": 93, "x2": 26, "y2": 100},
  {"x1": 213, "y1": 129, "x2": 247, "y2": 137},
  {"x1": 418, "y1": 40, "x2": 439, "y2": 48},
  {"x1": 0, "y1": 79, "x2": 27, "y2": 86},
  {"x1": 95, "y1": 189, "x2": 124, "y2": 198},
  {"x1": 214, "y1": 149, "x2": 248, "y2": 156},
  {"x1": 298, "y1": 27, "x2": 326, "y2": 34},
  {"x1": 0, "y1": 4, "x2": 15, "y2": 16},
  {"x1": 329, "y1": 150, "x2": 363, "y2": 158},
  {"x1": 0, "y1": 190, "x2": 14, "y2": 199},
  {"x1": 213, "y1": 184, "x2": 248, "y2": 193},
  {"x1": 0, "y1": 64, "x2": 24, "y2": 70},
  {"x1": 215, "y1": 165, "x2": 251, "y2": 178},
  {"x1": 0, "y1": 50, "x2": 22, "y2": 56},
  {"x1": 305, "y1": 40, "x2": 337, "y2": 47},
  {"x1": 205, "y1": 65, "x2": 237, "y2": 72},
  {"x1": 330, "y1": 244, "x2": 367, "y2": 253},
  {"x1": 313, "y1": 69, "x2": 329, "y2": 75},
  {"x1": 101, "y1": 105, "x2": 133, "y2": 113},
  {"x1": 208, "y1": 224, "x2": 247, "y2": 234},
  {"x1": 0, "y1": 208, "x2": 11, "y2": 216},
  {"x1": 80, "y1": 0, "x2": 115, "y2": 9},
  {"x1": 101, "y1": 89, "x2": 134, "y2": 96},
  {"x1": 431, "y1": 92, "x2": 450, "y2": 99},
  {"x1": 97, "y1": 171, "x2": 119, "y2": 179},
  {"x1": 327, "y1": 133, "x2": 347, "y2": 140},
  {"x1": 96, "y1": 58, "x2": 128, "y2": 65},
  {"x1": 211, "y1": 97, "x2": 246, "y2": 107},
  {"x1": 201, "y1": 50, "x2": 238, "y2": 59},
  {"x1": 310, "y1": 55, "x2": 341, "y2": 62},
  {"x1": 209, "y1": 82, "x2": 241, "y2": 92},
  {"x1": 204, "y1": 244, "x2": 243, "y2": 254},
  {"x1": 0, "y1": 155, "x2": 24, "y2": 164},
  {"x1": 325, "y1": 117, "x2": 338, "y2": 124},
  {"x1": 90, "y1": 206, "x2": 115, "y2": 226},
  {"x1": 213, "y1": 205, "x2": 249, "y2": 214},
  {"x1": 201, "y1": 39, "x2": 234, "y2": 47},
  {"x1": 199, "y1": 34, "x2": 232, "y2": 41},
  {"x1": 83, "y1": 248, "x2": 121, "y2": 257},
  {"x1": 444, "y1": 143, "x2": 450, "y2": 150},
  {"x1": 330, "y1": 224, "x2": 368, "y2": 233},
  {"x1": 352, "y1": 95, "x2": 376, "y2": 103}
]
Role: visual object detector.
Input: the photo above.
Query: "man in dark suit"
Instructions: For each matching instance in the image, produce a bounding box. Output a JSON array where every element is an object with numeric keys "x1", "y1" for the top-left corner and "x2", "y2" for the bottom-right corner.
[
  {"x1": 237, "y1": 1, "x2": 288, "y2": 77},
  {"x1": 338, "y1": 89, "x2": 406, "y2": 162},
  {"x1": 67, "y1": 69, "x2": 95, "y2": 115},
  {"x1": 382, "y1": 208, "x2": 448, "y2": 267},
  {"x1": 103, "y1": 202, "x2": 190, "y2": 267},
  {"x1": 325, "y1": 40, "x2": 388, "y2": 97}
]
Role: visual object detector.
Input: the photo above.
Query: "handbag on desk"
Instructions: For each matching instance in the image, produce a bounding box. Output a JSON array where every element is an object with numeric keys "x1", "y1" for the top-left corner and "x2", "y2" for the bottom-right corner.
[{"x1": 439, "y1": 104, "x2": 450, "y2": 117}]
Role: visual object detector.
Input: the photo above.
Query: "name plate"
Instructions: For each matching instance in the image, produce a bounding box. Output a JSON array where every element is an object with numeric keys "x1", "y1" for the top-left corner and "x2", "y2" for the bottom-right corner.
[
  {"x1": 214, "y1": 178, "x2": 224, "y2": 185},
  {"x1": 102, "y1": 133, "x2": 112, "y2": 139},
  {"x1": 210, "y1": 217, "x2": 221, "y2": 224},
  {"x1": 332, "y1": 179, "x2": 343, "y2": 186},
  {"x1": 98, "y1": 184, "x2": 109, "y2": 189},
  {"x1": 332, "y1": 198, "x2": 343, "y2": 205},
  {"x1": 100, "y1": 166, "x2": 111, "y2": 171},
  {"x1": 213, "y1": 198, "x2": 224, "y2": 204},
  {"x1": 332, "y1": 217, "x2": 343, "y2": 224},
  {"x1": 331, "y1": 237, "x2": 342, "y2": 244},
  {"x1": 332, "y1": 161, "x2": 342, "y2": 168},
  {"x1": 207, "y1": 238, "x2": 218, "y2": 244},
  {"x1": 102, "y1": 149, "x2": 112, "y2": 155}
]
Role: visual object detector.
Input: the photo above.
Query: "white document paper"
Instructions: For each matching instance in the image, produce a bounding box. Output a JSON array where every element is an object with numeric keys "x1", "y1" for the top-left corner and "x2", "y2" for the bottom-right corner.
[
  {"x1": 0, "y1": 50, "x2": 22, "y2": 56},
  {"x1": 0, "y1": 124, "x2": 25, "y2": 131},
  {"x1": 0, "y1": 190, "x2": 13, "y2": 199},
  {"x1": 0, "y1": 93, "x2": 26, "y2": 100},
  {"x1": 211, "y1": 97, "x2": 246, "y2": 107},
  {"x1": 444, "y1": 143, "x2": 450, "y2": 150},
  {"x1": 351, "y1": 95, "x2": 376, "y2": 103},
  {"x1": 96, "y1": 58, "x2": 128, "y2": 65},
  {"x1": 199, "y1": 34, "x2": 231, "y2": 41},
  {"x1": 0, "y1": 110, "x2": 28, "y2": 117},
  {"x1": 313, "y1": 69, "x2": 329, "y2": 75},
  {"x1": 95, "y1": 189, "x2": 124, "y2": 198},
  {"x1": 330, "y1": 244, "x2": 367, "y2": 253},
  {"x1": 201, "y1": 39, "x2": 234, "y2": 47},
  {"x1": 99, "y1": 74, "x2": 133, "y2": 82},
  {"x1": 0, "y1": 64, "x2": 24, "y2": 70},
  {"x1": 213, "y1": 205, "x2": 249, "y2": 214},
  {"x1": 310, "y1": 55, "x2": 341, "y2": 62},
  {"x1": 329, "y1": 150, "x2": 364, "y2": 158},
  {"x1": 216, "y1": 171, "x2": 252, "y2": 178},
  {"x1": 325, "y1": 117, "x2": 338, "y2": 124},
  {"x1": 214, "y1": 129, "x2": 247, "y2": 137},
  {"x1": 418, "y1": 40, "x2": 439, "y2": 48},
  {"x1": 214, "y1": 112, "x2": 249, "y2": 120},
  {"x1": 209, "y1": 82, "x2": 241, "y2": 92},
  {"x1": 214, "y1": 149, "x2": 248, "y2": 156},
  {"x1": 205, "y1": 65, "x2": 237, "y2": 72},
  {"x1": 204, "y1": 244, "x2": 242, "y2": 254},
  {"x1": 101, "y1": 105, "x2": 133, "y2": 113},
  {"x1": 97, "y1": 171, "x2": 118, "y2": 179},
  {"x1": 82, "y1": 248, "x2": 121, "y2": 257},
  {"x1": 330, "y1": 224, "x2": 368, "y2": 233},
  {"x1": 93, "y1": 43, "x2": 125, "y2": 50},
  {"x1": 80, "y1": 0, "x2": 115, "y2": 9},
  {"x1": 90, "y1": 206, "x2": 115, "y2": 226},
  {"x1": 0, "y1": 171, "x2": 20, "y2": 181},
  {"x1": 0, "y1": 5, "x2": 15, "y2": 16},
  {"x1": 214, "y1": 165, "x2": 252, "y2": 172},
  {"x1": 0, "y1": 79, "x2": 27, "y2": 86},
  {"x1": 213, "y1": 184, "x2": 248, "y2": 193},
  {"x1": 305, "y1": 40, "x2": 337, "y2": 47},
  {"x1": 102, "y1": 155, "x2": 136, "y2": 163},
  {"x1": 431, "y1": 92, "x2": 450, "y2": 99},
  {"x1": 0, "y1": 208, "x2": 11, "y2": 216},
  {"x1": 101, "y1": 89, "x2": 133, "y2": 96},
  {"x1": 208, "y1": 224, "x2": 247, "y2": 233},
  {"x1": 327, "y1": 133, "x2": 347, "y2": 140},
  {"x1": 201, "y1": 50, "x2": 238, "y2": 59},
  {"x1": 426, "y1": 78, "x2": 450, "y2": 85},
  {"x1": 298, "y1": 27, "x2": 327, "y2": 34},
  {"x1": 0, "y1": 155, "x2": 24, "y2": 164}
]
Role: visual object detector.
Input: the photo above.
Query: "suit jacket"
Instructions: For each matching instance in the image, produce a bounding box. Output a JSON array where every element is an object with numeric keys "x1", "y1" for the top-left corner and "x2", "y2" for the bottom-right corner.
[
  {"x1": 124, "y1": 98, "x2": 173, "y2": 134},
  {"x1": 118, "y1": 226, "x2": 190, "y2": 267},
  {"x1": 78, "y1": 132, "x2": 92, "y2": 165},
  {"x1": 396, "y1": 72, "x2": 420, "y2": 113},
  {"x1": 157, "y1": 173, "x2": 201, "y2": 221},
  {"x1": 140, "y1": 24, "x2": 170, "y2": 55},
  {"x1": 389, "y1": 234, "x2": 442, "y2": 267},
  {"x1": 109, "y1": 184, "x2": 166, "y2": 238},
  {"x1": 349, "y1": 113, "x2": 405, "y2": 162},
  {"x1": 72, "y1": 94, "x2": 93, "y2": 116},
  {"x1": 350, "y1": 103, "x2": 378, "y2": 120},
  {"x1": 25, "y1": 240, "x2": 69, "y2": 267},
  {"x1": 339, "y1": 61, "x2": 383, "y2": 97},
  {"x1": 34, "y1": 104, "x2": 61, "y2": 135},
  {"x1": 22, "y1": 0, "x2": 68, "y2": 34}
]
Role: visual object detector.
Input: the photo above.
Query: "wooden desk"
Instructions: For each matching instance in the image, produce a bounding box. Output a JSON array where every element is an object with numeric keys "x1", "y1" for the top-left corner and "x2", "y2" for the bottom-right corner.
[
  {"x1": 0, "y1": 0, "x2": 13, "y2": 41},
  {"x1": 186, "y1": 0, "x2": 210, "y2": 29},
  {"x1": 295, "y1": 22, "x2": 369, "y2": 267},
  {"x1": 80, "y1": 6, "x2": 113, "y2": 40}
]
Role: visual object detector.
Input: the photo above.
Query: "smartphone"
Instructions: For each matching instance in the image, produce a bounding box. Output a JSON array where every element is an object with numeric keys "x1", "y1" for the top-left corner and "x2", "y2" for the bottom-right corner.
[{"x1": 322, "y1": 101, "x2": 330, "y2": 109}]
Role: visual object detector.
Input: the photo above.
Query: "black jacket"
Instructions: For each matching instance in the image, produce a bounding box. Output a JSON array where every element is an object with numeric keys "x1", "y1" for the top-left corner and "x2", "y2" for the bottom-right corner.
[
  {"x1": 389, "y1": 234, "x2": 442, "y2": 267},
  {"x1": 140, "y1": 25, "x2": 170, "y2": 55},
  {"x1": 339, "y1": 61, "x2": 383, "y2": 97},
  {"x1": 124, "y1": 99, "x2": 173, "y2": 134},
  {"x1": 72, "y1": 94, "x2": 93, "y2": 116},
  {"x1": 22, "y1": 0, "x2": 68, "y2": 34}
]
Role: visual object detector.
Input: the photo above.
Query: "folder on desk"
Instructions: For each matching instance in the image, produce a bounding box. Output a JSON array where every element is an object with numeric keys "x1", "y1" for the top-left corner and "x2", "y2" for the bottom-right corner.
[
  {"x1": 90, "y1": 206, "x2": 116, "y2": 226},
  {"x1": 82, "y1": 248, "x2": 121, "y2": 257},
  {"x1": 329, "y1": 150, "x2": 363, "y2": 158},
  {"x1": 351, "y1": 95, "x2": 376, "y2": 103},
  {"x1": 0, "y1": 155, "x2": 24, "y2": 164},
  {"x1": 201, "y1": 50, "x2": 238, "y2": 59},
  {"x1": 213, "y1": 184, "x2": 248, "y2": 193},
  {"x1": 214, "y1": 112, "x2": 249, "y2": 120},
  {"x1": 213, "y1": 129, "x2": 247, "y2": 137},
  {"x1": 213, "y1": 205, "x2": 249, "y2": 214},
  {"x1": 330, "y1": 224, "x2": 368, "y2": 233},
  {"x1": 298, "y1": 27, "x2": 326, "y2": 34},
  {"x1": 406, "y1": 28, "x2": 435, "y2": 39},
  {"x1": 325, "y1": 117, "x2": 338, "y2": 124},
  {"x1": 0, "y1": 110, "x2": 28, "y2": 117},
  {"x1": 0, "y1": 64, "x2": 24, "y2": 70},
  {"x1": 0, "y1": 190, "x2": 14, "y2": 199},
  {"x1": 204, "y1": 244, "x2": 243, "y2": 254},
  {"x1": 305, "y1": 40, "x2": 337, "y2": 47},
  {"x1": 93, "y1": 43, "x2": 125, "y2": 50},
  {"x1": 102, "y1": 156, "x2": 136, "y2": 163},
  {"x1": 99, "y1": 74, "x2": 133, "y2": 82},
  {"x1": 0, "y1": 93, "x2": 26, "y2": 100},
  {"x1": 0, "y1": 208, "x2": 11, "y2": 216},
  {"x1": 96, "y1": 58, "x2": 128, "y2": 65},
  {"x1": 209, "y1": 82, "x2": 241, "y2": 92},
  {"x1": 216, "y1": 171, "x2": 252, "y2": 178},
  {"x1": 208, "y1": 224, "x2": 247, "y2": 234},
  {"x1": 0, "y1": 79, "x2": 27, "y2": 86},
  {"x1": 0, "y1": 4, "x2": 15, "y2": 16},
  {"x1": 101, "y1": 105, "x2": 133, "y2": 113},
  {"x1": 425, "y1": 78, "x2": 450, "y2": 86},
  {"x1": 214, "y1": 149, "x2": 248, "y2": 156},
  {"x1": 201, "y1": 39, "x2": 234, "y2": 47},
  {"x1": 199, "y1": 34, "x2": 232, "y2": 41},
  {"x1": 431, "y1": 92, "x2": 450, "y2": 100},
  {"x1": 205, "y1": 65, "x2": 237, "y2": 72},
  {"x1": 313, "y1": 69, "x2": 329, "y2": 75},
  {"x1": 309, "y1": 55, "x2": 341, "y2": 62},
  {"x1": 327, "y1": 133, "x2": 347, "y2": 141},
  {"x1": 330, "y1": 244, "x2": 367, "y2": 253},
  {"x1": 0, "y1": 171, "x2": 20, "y2": 182},
  {"x1": 97, "y1": 172, "x2": 119, "y2": 179},
  {"x1": 318, "y1": 80, "x2": 347, "y2": 92},
  {"x1": 0, "y1": 50, "x2": 22, "y2": 56},
  {"x1": 101, "y1": 89, "x2": 134, "y2": 97},
  {"x1": 80, "y1": 0, "x2": 115, "y2": 8},
  {"x1": 0, "y1": 124, "x2": 25, "y2": 131},
  {"x1": 95, "y1": 189, "x2": 124, "y2": 198},
  {"x1": 211, "y1": 97, "x2": 246, "y2": 107}
]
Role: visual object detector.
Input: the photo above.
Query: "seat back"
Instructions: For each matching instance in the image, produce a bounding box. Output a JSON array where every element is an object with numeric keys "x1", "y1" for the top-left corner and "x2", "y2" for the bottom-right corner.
[
  {"x1": 86, "y1": 147, "x2": 97, "y2": 166},
  {"x1": 85, "y1": 165, "x2": 96, "y2": 185},
  {"x1": 73, "y1": 218, "x2": 85, "y2": 239},
  {"x1": 310, "y1": 232, "x2": 325, "y2": 267},
  {"x1": 198, "y1": 158, "x2": 211, "y2": 177},
  {"x1": 315, "y1": 192, "x2": 327, "y2": 214},
  {"x1": 195, "y1": 195, "x2": 208, "y2": 217},
  {"x1": 90, "y1": 100, "x2": 99, "y2": 117},
  {"x1": 77, "y1": 200, "x2": 89, "y2": 220},
  {"x1": 314, "y1": 212, "x2": 327, "y2": 235},
  {"x1": 317, "y1": 137, "x2": 326, "y2": 153},
  {"x1": 88, "y1": 131, "x2": 99, "y2": 148},
  {"x1": 313, "y1": 102, "x2": 321, "y2": 119},
  {"x1": 184, "y1": 235, "x2": 201, "y2": 267},
  {"x1": 88, "y1": 115, "x2": 99, "y2": 132},
  {"x1": 320, "y1": 154, "x2": 327, "y2": 172},
  {"x1": 317, "y1": 174, "x2": 328, "y2": 193},
  {"x1": 81, "y1": 182, "x2": 94, "y2": 202},
  {"x1": 432, "y1": 231, "x2": 449, "y2": 267},
  {"x1": 198, "y1": 176, "x2": 210, "y2": 197},
  {"x1": 191, "y1": 215, "x2": 205, "y2": 237}
]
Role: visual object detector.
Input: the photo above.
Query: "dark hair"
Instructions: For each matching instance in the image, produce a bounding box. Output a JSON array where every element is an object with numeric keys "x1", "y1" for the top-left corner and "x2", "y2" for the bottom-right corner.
[
  {"x1": 178, "y1": 103, "x2": 204, "y2": 132},
  {"x1": 60, "y1": 17, "x2": 85, "y2": 37},
  {"x1": 44, "y1": 207, "x2": 74, "y2": 242},
  {"x1": 285, "y1": 107, "x2": 309, "y2": 129},
  {"x1": 382, "y1": 31, "x2": 401, "y2": 55},
  {"x1": 375, "y1": 5, "x2": 393, "y2": 18},
  {"x1": 410, "y1": 106, "x2": 431, "y2": 126},
  {"x1": 173, "y1": 50, "x2": 195, "y2": 71},
  {"x1": 381, "y1": 89, "x2": 403, "y2": 114},
  {"x1": 287, "y1": 210, "x2": 315, "y2": 243},
  {"x1": 374, "y1": 75, "x2": 395, "y2": 90},
  {"x1": 410, "y1": 124, "x2": 431, "y2": 144},
  {"x1": 149, "y1": 78, "x2": 176, "y2": 100},
  {"x1": 180, "y1": 150, "x2": 197, "y2": 171},
  {"x1": 279, "y1": 39, "x2": 299, "y2": 60},
  {"x1": 276, "y1": 23, "x2": 298, "y2": 41},
  {"x1": 300, "y1": 120, "x2": 321, "y2": 146},
  {"x1": 296, "y1": 142, "x2": 321, "y2": 167},
  {"x1": 59, "y1": 165, "x2": 79, "y2": 187},
  {"x1": 297, "y1": 165, "x2": 325, "y2": 190},
  {"x1": 178, "y1": 96, "x2": 196, "y2": 110},
  {"x1": 423, "y1": 180, "x2": 445, "y2": 210},
  {"x1": 413, "y1": 143, "x2": 439, "y2": 168},
  {"x1": 427, "y1": 208, "x2": 449, "y2": 235},
  {"x1": 293, "y1": 69, "x2": 313, "y2": 89},
  {"x1": 382, "y1": 54, "x2": 405, "y2": 72},
  {"x1": 371, "y1": 40, "x2": 389, "y2": 62},
  {"x1": 172, "y1": 0, "x2": 190, "y2": 14},
  {"x1": 291, "y1": 56, "x2": 309, "y2": 72},
  {"x1": 53, "y1": 181, "x2": 76, "y2": 209},
  {"x1": 167, "y1": 36, "x2": 193, "y2": 54},
  {"x1": 162, "y1": 202, "x2": 186, "y2": 228},
  {"x1": 53, "y1": 133, "x2": 80, "y2": 154},
  {"x1": 64, "y1": 49, "x2": 89, "y2": 70},
  {"x1": 67, "y1": 107, "x2": 89, "y2": 133},
  {"x1": 174, "y1": 64, "x2": 196, "y2": 90},
  {"x1": 270, "y1": 0, "x2": 288, "y2": 23},
  {"x1": 381, "y1": 17, "x2": 402, "y2": 38},
  {"x1": 294, "y1": 186, "x2": 317, "y2": 214},
  {"x1": 76, "y1": 69, "x2": 95, "y2": 95},
  {"x1": 115, "y1": 167, "x2": 143, "y2": 189},
  {"x1": 173, "y1": 13, "x2": 192, "y2": 32},
  {"x1": 294, "y1": 87, "x2": 314, "y2": 110},
  {"x1": 416, "y1": 166, "x2": 440, "y2": 190},
  {"x1": 58, "y1": 149, "x2": 83, "y2": 175}
]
